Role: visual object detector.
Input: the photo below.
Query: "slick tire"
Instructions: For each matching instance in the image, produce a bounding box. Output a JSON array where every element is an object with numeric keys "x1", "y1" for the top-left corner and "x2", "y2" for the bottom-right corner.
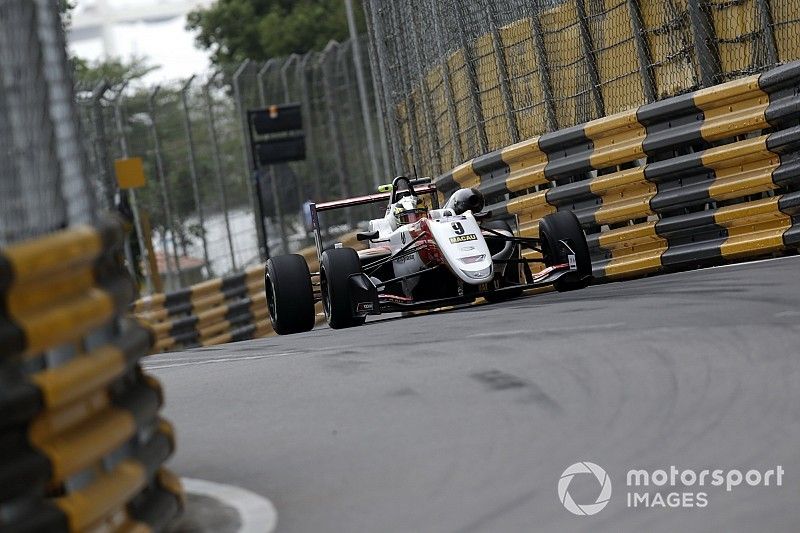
[
  {"x1": 265, "y1": 254, "x2": 316, "y2": 335},
  {"x1": 321, "y1": 247, "x2": 367, "y2": 329},
  {"x1": 539, "y1": 211, "x2": 592, "y2": 292}
]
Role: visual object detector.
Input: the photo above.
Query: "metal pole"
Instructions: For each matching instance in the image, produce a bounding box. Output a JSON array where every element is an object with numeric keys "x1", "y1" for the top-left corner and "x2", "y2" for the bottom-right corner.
[
  {"x1": 453, "y1": 0, "x2": 488, "y2": 154},
  {"x1": 431, "y1": 0, "x2": 464, "y2": 165},
  {"x1": 527, "y1": 3, "x2": 559, "y2": 132},
  {"x1": 407, "y1": 0, "x2": 443, "y2": 175},
  {"x1": 755, "y1": 0, "x2": 779, "y2": 67},
  {"x1": 361, "y1": 8, "x2": 392, "y2": 178},
  {"x1": 687, "y1": 0, "x2": 722, "y2": 88},
  {"x1": 321, "y1": 43, "x2": 354, "y2": 228},
  {"x1": 626, "y1": 0, "x2": 657, "y2": 103},
  {"x1": 90, "y1": 80, "x2": 115, "y2": 208},
  {"x1": 281, "y1": 54, "x2": 308, "y2": 214},
  {"x1": 148, "y1": 85, "x2": 184, "y2": 288},
  {"x1": 204, "y1": 73, "x2": 237, "y2": 271},
  {"x1": 180, "y1": 76, "x2": 213, "y2": 277},
  {"x1": 257, "y1": 59, "x2": 289, "y2": 255},
  {"x1": 233, "y1": 59, "x2": 267, "y2": 261},
  {"x1": 486, "y1": 3, "x2": 520, "y2": 144},
  {"x1": 298, "y1": 53, "x2": 324, "y2": 201},
  {"x1": 346, "y1": 0, "x2": 383, "y2": 188},
  {"x1": 112, "y1": 82, "x2": 154, "y2": 295},
  {"x1": 575, "y1": 0, "x2": 606, "y2": 119},
  {"x1": 368, "y1": 0, "x2": 406, "y2": 175}
]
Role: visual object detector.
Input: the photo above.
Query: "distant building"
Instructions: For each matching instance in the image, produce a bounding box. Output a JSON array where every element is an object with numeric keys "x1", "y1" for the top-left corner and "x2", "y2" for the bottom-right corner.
[{"x1": 68, "y1": 0, "x2": 213, "y2": 83}]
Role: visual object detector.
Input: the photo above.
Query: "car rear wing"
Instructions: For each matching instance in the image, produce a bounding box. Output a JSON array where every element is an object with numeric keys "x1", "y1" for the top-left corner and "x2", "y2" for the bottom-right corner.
[{"x1": 309, "y1": 178, "x2": 439, "y2": 260}]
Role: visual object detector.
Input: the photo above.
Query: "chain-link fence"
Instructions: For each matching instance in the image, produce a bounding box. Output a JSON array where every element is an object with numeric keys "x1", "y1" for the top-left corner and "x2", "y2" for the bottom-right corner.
[
  {"x1": 76, "y1": 35, "x2": 386, "y2": 292},
  {"x1": 364, "y1": 0, "x2": 800, "y2": 176},
  {"x1": 0, "y1": 0, "x2": 96, "y2": 244}
]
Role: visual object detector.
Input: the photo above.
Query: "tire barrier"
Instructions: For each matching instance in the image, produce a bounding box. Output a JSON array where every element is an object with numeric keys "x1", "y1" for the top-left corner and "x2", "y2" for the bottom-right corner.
[
  {"x1": 0, "y1": 217, "x2": 183, "y2": 532},
  {"x1": 434, "y1": 61, "x2": 800, "y2": 280}
]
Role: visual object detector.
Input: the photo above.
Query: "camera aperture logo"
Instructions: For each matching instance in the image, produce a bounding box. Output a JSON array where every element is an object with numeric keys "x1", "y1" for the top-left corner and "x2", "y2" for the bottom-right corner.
[
  {"x1": 558, "y1": 462, "x2": 612, "y2": 516},
  {"x1": 558, "y1": 462, "x2": 785, "y2": 515}
]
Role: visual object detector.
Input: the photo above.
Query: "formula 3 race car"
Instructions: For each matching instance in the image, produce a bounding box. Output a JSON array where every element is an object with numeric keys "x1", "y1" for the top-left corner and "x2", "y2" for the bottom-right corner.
[{"x1": 264, "y1": 176, "x2": 591, "y2": 334}]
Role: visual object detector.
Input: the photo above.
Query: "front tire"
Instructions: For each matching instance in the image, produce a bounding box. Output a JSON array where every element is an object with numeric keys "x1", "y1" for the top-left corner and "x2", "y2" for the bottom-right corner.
[
  {"x1": 539, "y1": 211, "x2": 591, "y2": 292},
  {"x1": 320, "y1": 248, "x2": 366, "y2": 329},
  {"x1": 265, "y1": 254, "x2": 316, "y2": 335}
]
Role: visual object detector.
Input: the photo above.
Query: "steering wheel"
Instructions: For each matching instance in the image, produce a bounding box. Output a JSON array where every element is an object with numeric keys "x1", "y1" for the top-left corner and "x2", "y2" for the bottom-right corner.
[{"x1": 390, "y1": 176, "x2": 417, "y2": 204}]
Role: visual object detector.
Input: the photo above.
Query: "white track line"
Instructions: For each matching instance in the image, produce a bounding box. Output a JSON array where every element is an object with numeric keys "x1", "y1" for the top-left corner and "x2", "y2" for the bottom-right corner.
[{"x1": 181, "y1": 478, "x2": 277, "y2": 533}]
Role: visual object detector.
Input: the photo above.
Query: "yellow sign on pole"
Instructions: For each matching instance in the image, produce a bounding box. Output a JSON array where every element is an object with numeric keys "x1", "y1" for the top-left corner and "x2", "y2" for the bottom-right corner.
[{"x1": 115, "y1": 157, "x2": 147, "y2": 189}]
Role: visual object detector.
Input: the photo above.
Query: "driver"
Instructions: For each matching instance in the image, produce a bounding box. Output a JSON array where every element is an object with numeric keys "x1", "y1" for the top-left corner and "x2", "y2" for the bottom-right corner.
[{"x1": 392, "y1": 195, "x2": 428, "y2": 227}]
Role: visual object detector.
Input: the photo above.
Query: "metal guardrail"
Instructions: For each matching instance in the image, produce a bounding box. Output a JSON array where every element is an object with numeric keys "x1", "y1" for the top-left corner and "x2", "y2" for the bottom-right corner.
[
  {"x1": 0, "y1": 217, "x2": 182, "y2": 532},
  {"x1": 434, "y1": 61, "x2": 800, "y2": 280}
]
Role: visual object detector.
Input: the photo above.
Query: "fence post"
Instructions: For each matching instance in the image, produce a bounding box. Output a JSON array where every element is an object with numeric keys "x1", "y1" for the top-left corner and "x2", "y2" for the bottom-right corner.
[
  {"x1": 687, "y1": 0, "x2": 722, "y2": 87},
  {"x1": 346, "y1": 0, "x2": 383, "y2": 189},
  {"x1": 147, "y1": 85, "x2": 184, "y2": 288},
  {"x1": 527, "y1": 5, "x2": 558, "y2": 132},
  {"x1": 755, "y1": 0, "x2": 779, "y2": 67},
  {"x1": 575, "y1": 0, "x2": 606, "y2": 118},
  {"x1": 90, "y1": 81, "x2": 116, "y2": 208},
  {"x1": 180, "y1": 76, "x2": 213, "y2": 278},
  {"x1": 297, "y1": 53, "x2": 324, "y2": 202},
  {"x1": 366, "y1": 0, "x2": 405, "y2": 175},
  {"x1": 407, "y1": 0, "x2": 443, "y2": 175},
  {"x1": 430, "y1": 0, "x2": 464, "y2": 165},
  {"x1": 112, "y1": 83, "x2": 156, "y2": 294},
  {"x1": 281, "y1": 54, "x2": 309, "y2": 213},
  {"x1": 362, "y1": 0, "x2": 395, "y2": 178},
  {"x1": 233, "y1": 59, "x2": 268, "y2": 261},
  {"x1": 321, "y1": 42, "x2": 354, "y2": 228},
  {"x1": 204, "y1": 73, "x2": 237, "y2": 271},
  {"x1": 257, "y1": 59, "x2": 290, "y2": 255},
  {"x1": 453, "y1": 0, "x2": 488, "y2": 154},
  {"x1": 486, "y1": 3, "x2": 520, "y2": 144},
  {"x1": 626, "y1": 0, "x2": 657, "y2": 103}
]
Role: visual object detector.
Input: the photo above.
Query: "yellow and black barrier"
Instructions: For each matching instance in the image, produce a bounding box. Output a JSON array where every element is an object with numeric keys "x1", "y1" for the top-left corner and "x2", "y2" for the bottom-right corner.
[
  {"x1": 434, "y1": 61, "x2": 800, "y2": 280},
  {"x1": 134, "y1": 232, "x2": 365, "y2": 353},
  {"x1": 0, "y1": 217, "x2": 183, "y2": 532}
]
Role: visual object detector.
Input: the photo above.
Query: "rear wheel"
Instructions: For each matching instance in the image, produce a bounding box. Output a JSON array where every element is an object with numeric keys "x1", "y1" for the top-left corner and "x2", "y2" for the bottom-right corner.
[
  {"x1": 482, "y1": 219, "x2": 523, "y2": 303},
  {"x1": 320, "y1": 248, "x2": 366, "y2": 329},
  {"x1": 539, "y1": 211, "x2": 591, "y2": 292},
  {"x1": 265, "y1": 254, "x2": 316, "y2": 334}
]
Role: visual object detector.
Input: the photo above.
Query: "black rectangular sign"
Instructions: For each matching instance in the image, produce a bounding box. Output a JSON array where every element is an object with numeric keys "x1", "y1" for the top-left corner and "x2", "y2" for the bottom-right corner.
[
  {"x1": 250, "y1": 104, "x2": 302, "y2": 134},
  {"x1": 255, "y1": 135, "x2": 306, "y2": 165}
]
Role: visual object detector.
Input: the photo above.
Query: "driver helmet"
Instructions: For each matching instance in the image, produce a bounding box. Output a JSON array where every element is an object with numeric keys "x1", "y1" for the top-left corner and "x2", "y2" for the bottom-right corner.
[{"x1": 393, "y1": 195, "x2": 428, "y2": 225}]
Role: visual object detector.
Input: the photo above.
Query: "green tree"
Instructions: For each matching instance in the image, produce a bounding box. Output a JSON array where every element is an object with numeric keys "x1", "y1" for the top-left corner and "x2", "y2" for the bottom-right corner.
[
  {"x1": 73, "y1": 56, "x2": 158, "y2": 87},
  {"x1": 186, "y1": 0, "x2": 365, "y2": 66}
]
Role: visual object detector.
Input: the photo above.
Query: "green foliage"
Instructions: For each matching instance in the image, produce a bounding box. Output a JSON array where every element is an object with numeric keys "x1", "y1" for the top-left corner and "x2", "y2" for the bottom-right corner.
[
  {"x1": 73, "y1": 56, "x2": 158, "y2": 88},
  {"x1": 186, "y1": 0, "x2": 365, "y2": 66}
]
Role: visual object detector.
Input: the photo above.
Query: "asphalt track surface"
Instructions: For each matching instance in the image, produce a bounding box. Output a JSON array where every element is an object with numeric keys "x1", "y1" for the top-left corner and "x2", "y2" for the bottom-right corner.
[{"x1": 149, "y1": 256, "x2": 800, "y2": 533}]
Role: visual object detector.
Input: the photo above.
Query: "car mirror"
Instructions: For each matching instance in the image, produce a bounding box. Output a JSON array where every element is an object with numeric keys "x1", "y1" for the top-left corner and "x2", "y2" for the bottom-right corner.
[{"x1": 357, "y1": 230, "x2": 379, "y2": 241}]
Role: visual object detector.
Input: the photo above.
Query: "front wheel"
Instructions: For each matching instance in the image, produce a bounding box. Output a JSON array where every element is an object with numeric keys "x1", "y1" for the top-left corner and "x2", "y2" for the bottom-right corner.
[
  {"x1": 539, "y1": 211, "x2": 592, "y2": 292},
  {"x1": 320, "y1": 248, "x2": 366, "y2": 329},
  {"x1": 265, "y1": 254, "x2": 316, "y2": 335}
]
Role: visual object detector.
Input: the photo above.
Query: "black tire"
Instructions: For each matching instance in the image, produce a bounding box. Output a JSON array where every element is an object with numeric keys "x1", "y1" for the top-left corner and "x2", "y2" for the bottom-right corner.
[
  {"x1": 265, "y1": 254, "x2": 316, "y2": 335},
  {"x1": 482, "y1": 219, "x2": 523, "y2": 303},
  {"x1": 539, "y1": 211, "x2": 592, "y2": 292},
  {"x1": 320, "y1": 248, "x2": 366, "y2": 329}
]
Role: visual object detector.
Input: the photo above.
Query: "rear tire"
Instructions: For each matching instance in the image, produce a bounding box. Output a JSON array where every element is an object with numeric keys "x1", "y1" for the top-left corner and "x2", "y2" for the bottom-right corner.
[
  {"x1": 482, "y1": 219, "x2": 523, "y2": 303},
  {"x1": 321, "y1": 248, "x2": 366, "y2": 329},
  {"x1": 539, "y1": 211, "x2": 591, "y2": 292},
  {"x1": 265, "y1": 254, "x2": 316, "y2": 335}
]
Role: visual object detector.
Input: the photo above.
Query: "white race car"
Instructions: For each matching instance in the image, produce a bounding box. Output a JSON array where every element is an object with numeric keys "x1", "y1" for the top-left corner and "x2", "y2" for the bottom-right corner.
[{"x1": 265, "y1": 176, "x2": 591, "y2": 334}]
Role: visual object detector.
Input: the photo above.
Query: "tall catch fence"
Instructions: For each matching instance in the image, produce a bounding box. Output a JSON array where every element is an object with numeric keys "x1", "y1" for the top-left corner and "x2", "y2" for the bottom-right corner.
[
  {"x1": 363, "y1": 0, "x2": 800, "y2": 176},
  {"x1": 1, "y1": 2, "x2": 183, "y2": 530},
  {"x1": 77, "y1": 36, "x2": 387, "y2": 293}
]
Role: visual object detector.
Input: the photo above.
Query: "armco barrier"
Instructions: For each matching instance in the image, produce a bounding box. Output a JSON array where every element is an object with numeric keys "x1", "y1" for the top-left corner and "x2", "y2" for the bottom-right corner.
[
  {"x1": 434, "y1": 61, "x2": 800, "y2": 279},
  {"x1": 134, "y1": 232, "x2": 365, "y2": 353},
  {"x1": 0, "y1": 217, "x2": 182, "y2": 532}
]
